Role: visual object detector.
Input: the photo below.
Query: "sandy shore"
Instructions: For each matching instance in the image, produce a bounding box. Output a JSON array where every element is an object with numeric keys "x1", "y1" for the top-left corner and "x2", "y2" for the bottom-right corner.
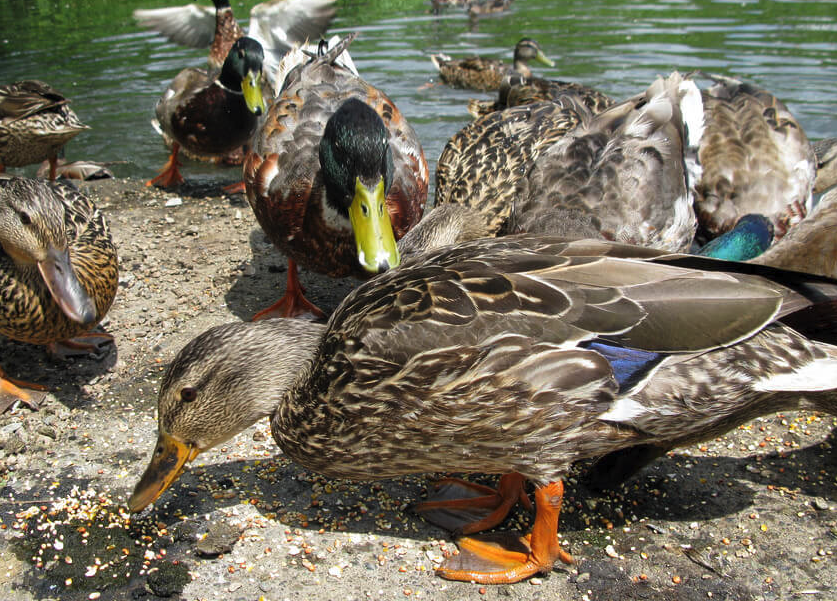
[{"x1": 0, "y1": 178, "x2": 835, "y2": 601}]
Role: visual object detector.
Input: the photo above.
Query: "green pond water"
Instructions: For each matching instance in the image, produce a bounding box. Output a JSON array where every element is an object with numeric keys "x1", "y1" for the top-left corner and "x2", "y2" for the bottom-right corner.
[{"x1": 0, "y1": 0, "x2": 834, "y2": 187}]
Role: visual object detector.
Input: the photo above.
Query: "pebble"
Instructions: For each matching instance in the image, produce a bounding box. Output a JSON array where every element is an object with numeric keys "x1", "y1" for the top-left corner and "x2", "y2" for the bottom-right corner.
[{"x1": 196, "y1": 521, "x2": 240, "y2": 557}]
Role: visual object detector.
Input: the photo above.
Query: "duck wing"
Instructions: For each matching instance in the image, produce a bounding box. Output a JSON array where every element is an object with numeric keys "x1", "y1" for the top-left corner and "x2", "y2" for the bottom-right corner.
[{"x1": 132, "y1": 3, "x2": 217, "y2": 49}]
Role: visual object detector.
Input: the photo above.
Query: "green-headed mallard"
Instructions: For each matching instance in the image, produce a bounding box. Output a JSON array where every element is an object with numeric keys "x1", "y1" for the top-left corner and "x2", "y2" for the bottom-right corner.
[
  {"x1": 694, "y1": 72, "x2": 816, "y2": 243},
  {"x1": 129, "y1": 234, "x2": 837, "y2": 584},
  {"x1": 243, "y1": 34, "x2": 427, "y2": 319},
  {"x1": 695, "y1": 213, "x2": 773, "y2": 261},
  {"x1": 430, "y1": 38, "x2": 553, "y2": 92},
  {"x1": 0, "y1": 81, "x2": 89, "y2": 180},
  {"x1": 146, "y1": 36, "x2": 267, "y2": 188},
  {"x1": 133, "y1": 0, "x2": 335, "y2": 76},
  {"x1": 0, "y1": 177, "x2": 118, "y2": 411}
]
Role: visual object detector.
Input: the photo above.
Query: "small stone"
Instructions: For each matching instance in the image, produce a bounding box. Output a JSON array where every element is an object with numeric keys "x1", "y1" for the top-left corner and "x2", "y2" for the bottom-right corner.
[
  {"x1": 812, "y1": 498, "x2": 831, "y2": 511},
  {"x1": 147, "y1": 561, "x2": 190, "y2": 597},
  {"x1": 605, "y1": 545, "x2": 619, "y2": 558},
  {"x1": 577, "y1": 572, "x2": 591, "y2": 584},
  {"x1": 164, "y1": 197, "x2": 182, "y2": 207},
  {"x1": 195, "y1": 521, "x2": 239, "y2": 557},
  {"x1": 4, "y1": 433, "x2": 25, "y2": 455}
]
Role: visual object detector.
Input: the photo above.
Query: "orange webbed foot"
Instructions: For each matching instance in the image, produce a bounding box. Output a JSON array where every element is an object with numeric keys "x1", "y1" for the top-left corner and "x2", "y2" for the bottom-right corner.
[
  {"x1": 146, "y1": 144, "x2": 185, "y2": 188},
  {"x1": 222, "y1": 181, "x2": 246, "y2": 194},
  {"x1": 0, "y1": 367, "x2": 47, "y2": 413},
  {"x1": 435, "y1": 481, "x2": 573, "y2": 584},
  {"x1": 414, "y1": 473, "x2": 532, "y2": 534},
  {"x1": 252, "y1": 259, "x2": 326, "y2": 321}
]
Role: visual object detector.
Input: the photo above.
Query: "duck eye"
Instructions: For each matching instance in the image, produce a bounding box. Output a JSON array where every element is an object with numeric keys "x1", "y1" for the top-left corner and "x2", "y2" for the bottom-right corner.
[
  {"x1": 180, "y1": 387, "x2": 198, "y2": 403},
  {"x1": 18, "y1": 211, "x2": 32, "y2": 226},
  {"x1": 361, "y1": 203, "x2": 369, "y2": 216}
]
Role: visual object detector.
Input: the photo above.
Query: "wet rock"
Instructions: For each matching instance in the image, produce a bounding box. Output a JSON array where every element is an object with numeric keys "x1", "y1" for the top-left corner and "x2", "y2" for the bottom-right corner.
[
  {"x1": 195, "y1": 521, "x2": 239, "y2": 557},
  {"x1": 3, "y1": 433, "x2": 25, "y2": 455}
]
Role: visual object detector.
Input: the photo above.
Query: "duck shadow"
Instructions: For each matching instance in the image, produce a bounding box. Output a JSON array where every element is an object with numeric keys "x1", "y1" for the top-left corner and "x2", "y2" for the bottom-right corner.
[
  {"x1": 223, "y1": 228, "x2": 358, "y2": 322},
  {"x1": 0, "y1": 335, "x2": 117, "y2": 411}
]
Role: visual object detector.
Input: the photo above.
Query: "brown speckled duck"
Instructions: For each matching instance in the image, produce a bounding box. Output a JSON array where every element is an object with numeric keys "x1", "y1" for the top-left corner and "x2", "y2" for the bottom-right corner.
[
  {"x1": 130, "y1": 234, "x2": 837, "y2": 584},
  {"x1": 243, "y1": 35, "x2": 427, "y2": 319},
  {"x1": 430, "y1": 38, "x2": 553, "y2": 92},
  {"x1": 0, "y1": 177, "x2": 118, "y2": 411},
  {"x1": 0, "y1": 81, "x2": 89, "y2": 180},
  {"x1": 694, "y1": 72, "x2": 816, "y2": 243}
]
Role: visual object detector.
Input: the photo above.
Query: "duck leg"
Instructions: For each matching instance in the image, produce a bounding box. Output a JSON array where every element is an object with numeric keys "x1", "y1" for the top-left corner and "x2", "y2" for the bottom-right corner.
[
  {"x1": 146, "y1": 143, "x2": 185, "y2": 188},
  {"x1": 436, "y1": 481, "x2": 574, "y2": 584},
  {"x1": 252, "y1": 259, "x2": 326, "y2": 321},
  {"x1": 0, "y1": 366, "x2": 46, "y2": 412},
  {"x1": 414, "y1": 473, "x2": 532, "y2": 534},
  {"x1": 222, "y1": 181, "x2": 246, "y2": 194}
]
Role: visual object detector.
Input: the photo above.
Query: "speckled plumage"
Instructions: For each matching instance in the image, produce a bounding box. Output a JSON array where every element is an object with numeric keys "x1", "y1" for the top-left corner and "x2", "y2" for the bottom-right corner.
[
  {"x1": 142, "y1": 235, "x2": 837, "y2": 490},
  {"x1": 510, "y1": 71, "x2": 701, "y2": 252},
  {"x1": 0, "y1": 81, "x2": 88, "y2": 172},
  {"x1": 244, "y1": 35, "x2": 427, "y2": 279},
  {"x1": 431, "y1": 38, "x2": 551, "y2": 92},
  {"x1": 468, "y1": 74, "x2": 614, "y2": 119},
  {"x1": 435, "y1": 99, "x2": 590, "y2": 235},
  {"x1": 0, "y1": 177, "x2": 117, "y2": 345},
  {"x1": 694, "y1": 72, "x2": 816, "y2": 243}
]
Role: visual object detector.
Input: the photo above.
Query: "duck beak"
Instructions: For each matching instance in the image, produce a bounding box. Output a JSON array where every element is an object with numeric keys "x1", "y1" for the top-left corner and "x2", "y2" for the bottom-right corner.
[
  {"x1": 348, "y1": 176, "x2": 400, "y2": 274},
  {"x1": 37, "y1": 245, "x2": 97, "y2": 325},
  {"x1": 128, "y1": 432, "x2": 200, "y2": 513},
  {"x1": 535, "y1": 49, "x2": 555, "y2": 68},
  {"x1": 241, "y1": 69, "x2": 266, "y2": 116}
]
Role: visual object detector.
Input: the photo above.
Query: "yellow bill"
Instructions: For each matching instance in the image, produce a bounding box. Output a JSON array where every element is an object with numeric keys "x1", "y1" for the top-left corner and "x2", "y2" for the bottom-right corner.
[
  {"x1": 128, "y1": 431, "x2": 200, "y2": 513},
  {"x1": 241, "y1": 69, "x2": 266, "y2": 116},
  {"x1": 349, "y1": 176, "x2": 400, "y2": 274},
  {"x1": 535, "y1": 49, "x2": 555, "y2": 67}
]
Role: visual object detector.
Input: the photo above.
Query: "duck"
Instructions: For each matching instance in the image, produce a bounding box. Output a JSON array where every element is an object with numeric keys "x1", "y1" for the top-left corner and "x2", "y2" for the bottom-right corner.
[
  {"x1": 695, "y1": 213, "x2": 774, "y2": 261},
  {"x1": 0, "y1": 177, "x2": 118, "y2": 412},
  {"x1": 146, "y1": 36, "x2": 267, "y2": 188},
  {"x1": 133, "y1": 0, "x2": 335, "y2": 77},
  {"x1": 129, "y1": 233, "x2": 837, "y2": 584},
  {"x1": 508, "y1": 71, "x2": 703, "y2": 252},
  {"x1": 813, "y1": 137, "x2": 837, "y2": 194},
  {"x1": 467, "y1": 73, "x2": 614, "y2": 119},
  {"x1": 435, "y1": 97, "x2": 592, "y2": 236},
  {"x1": 0, "y1": 80, "x2": 89, "y2": 180},
  {"x1": 693, "y1": 72, "x2": 816, "y2": 244},
  {"x1": 430, "y1": 38, "x2": 554, "y2": 92},
  {"x1": 436, "y1": 71, "x2": 701, "y2": 251},
  {"x1": 243, "y1": 34, "x2": 428, "y2": 319}
]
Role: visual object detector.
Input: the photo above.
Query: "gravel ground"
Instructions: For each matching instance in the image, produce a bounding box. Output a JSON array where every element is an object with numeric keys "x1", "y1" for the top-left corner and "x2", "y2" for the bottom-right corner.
[{"x1": 0, "y1": 178, "x2": 835, "y2": 601}]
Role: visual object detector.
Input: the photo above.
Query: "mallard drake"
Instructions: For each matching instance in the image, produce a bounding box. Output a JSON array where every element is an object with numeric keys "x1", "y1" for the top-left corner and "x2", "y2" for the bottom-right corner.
[
  {"x1": 129, "y1": 234, "x2": 837, "y2": 584},
  {"x1": 146, "y1": 36, "x2": 267, "y2": 188},
  {"x1": 430, "y1": 38, "x2": 554, "y2": 92},
  {"x1": 243, "y1": 34, "x2": 427, "y2": 319},
  {"x1": 694, "y1": 72, "x2": 816, "y2": 243},
  {"x1": 0, "y1": 81, "x2": 89, "y2": 180},
  {"x1": 0, "y1": 177, "x2": 118, "y2": 411},
  {"x1": 695, "y1": 213, "x2": 773, "y2": 261},
  {"x1": 133, "y1": 0, "x2": 335, "y2": 76},
  {"x1": 467, "y1": 73, "x2": 614, "y2": 119},
  {"x1": 508, "y1": 71, "x2": 703, "y2": 252}
]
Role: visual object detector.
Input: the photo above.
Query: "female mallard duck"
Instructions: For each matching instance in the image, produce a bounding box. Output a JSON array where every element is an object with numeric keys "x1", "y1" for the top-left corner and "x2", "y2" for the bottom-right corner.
[
  {"x1": 243, "y1": 34, "x2": 427, "y2": 319},
  {"x1": 129, "y1": 234, "x2": 837, "y2": 584},
  {"x1": 436, "y1": 72, "x2": 701, "y2": 251},
  {"x1": 508, "y1": 71, "x2": 703, "y2": 252},
  {"x1": 430, "y1": 38, "x2": 554, "y2": 92},
  {"x1": 146, "y1": 36, "x2": 267, "y2": 188},
  {"x1": 0, "y1": 80, "x2": 89, "y2": 180},
  {"x1": 0, "y1": 177, "x2": 118, "y2": 411},
  {"x1": 467, "y1": 72, "x2": 614, "y2": 119},
  {"x1": 694, "y1": 72, "x2": 816, "y2": 243},
  {"x1": 133, "y1": 0, "x2": 335, "y2": 75}
]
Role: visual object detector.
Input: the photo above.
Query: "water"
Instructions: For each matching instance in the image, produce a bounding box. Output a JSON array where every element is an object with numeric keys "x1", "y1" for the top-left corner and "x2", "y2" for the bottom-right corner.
[{"x1": 0, "y1": 0, "x2": 835, "y2": 189}]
